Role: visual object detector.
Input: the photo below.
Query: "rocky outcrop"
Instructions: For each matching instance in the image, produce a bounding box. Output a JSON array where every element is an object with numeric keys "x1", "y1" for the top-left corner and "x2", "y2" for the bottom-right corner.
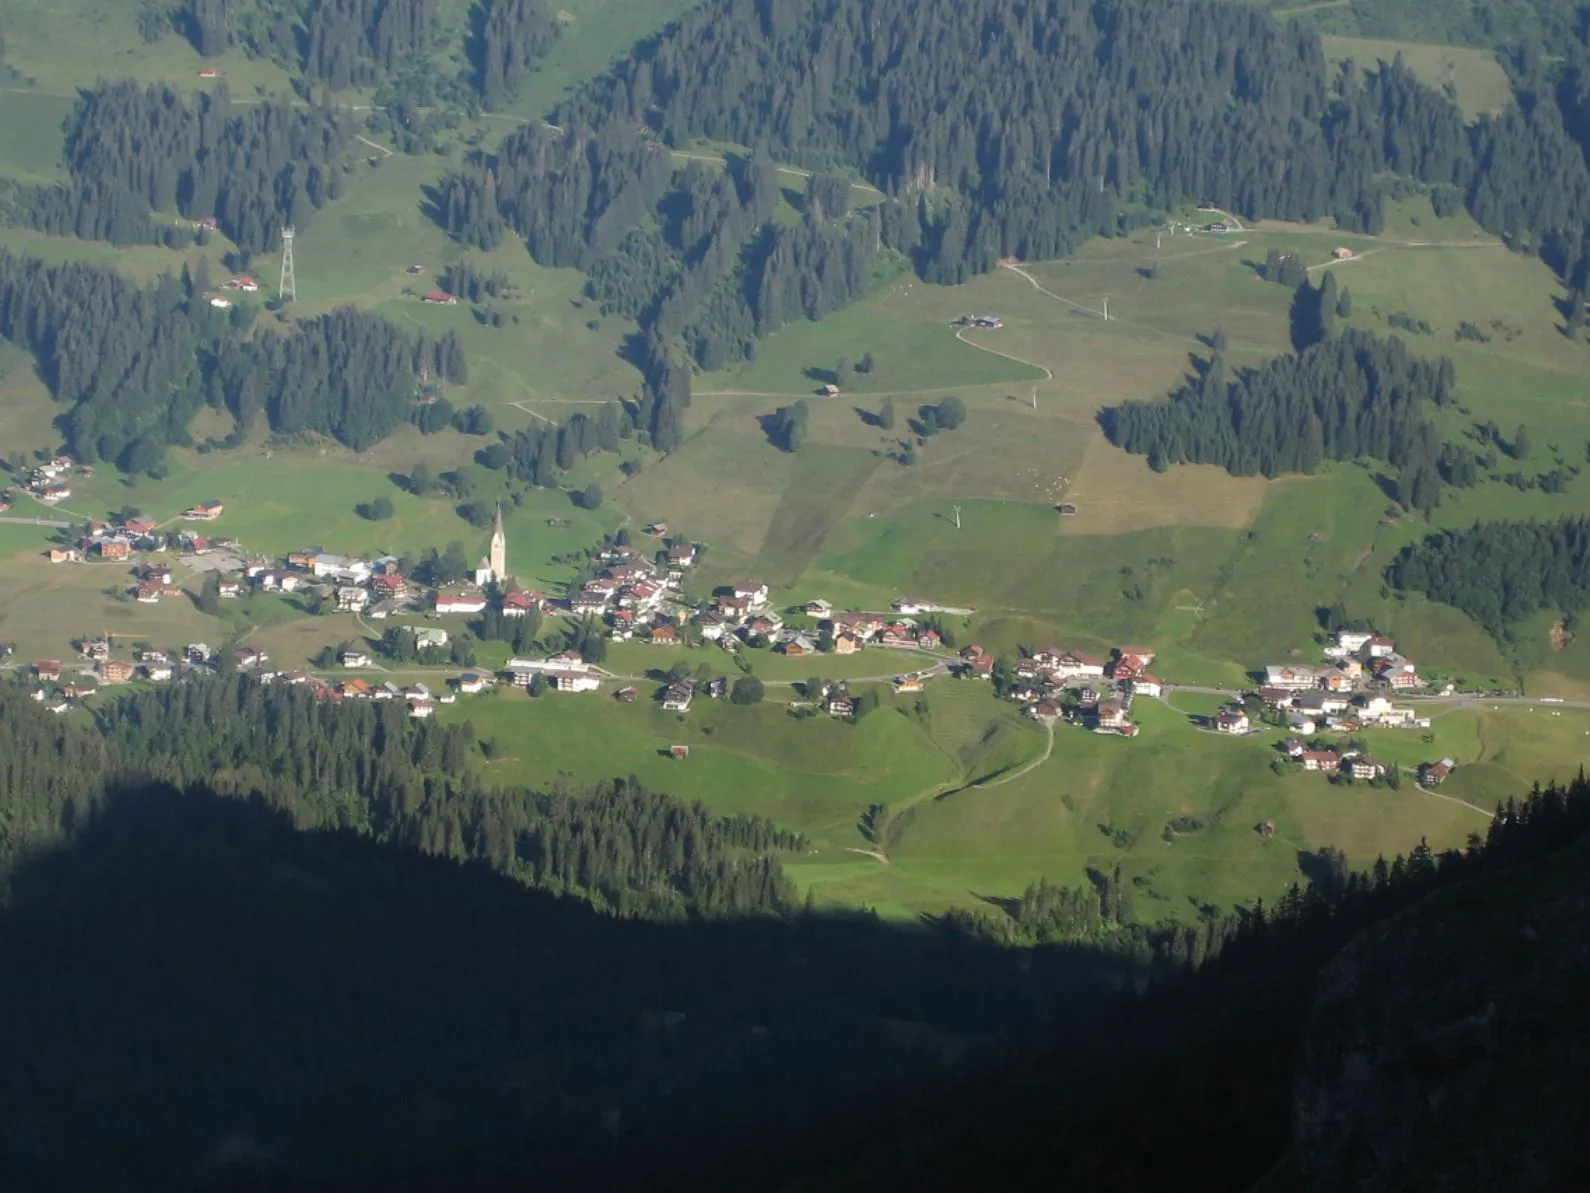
[{"x1": 1293, "y1": 836, "x2": 1590, "y2": 1192}]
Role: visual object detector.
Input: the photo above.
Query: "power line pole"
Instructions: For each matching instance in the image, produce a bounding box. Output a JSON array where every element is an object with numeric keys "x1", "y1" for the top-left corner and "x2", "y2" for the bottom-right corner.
[
  {"x1": 1102, "y1": 296, "x2": 1109, "y2": 322},
  {"x1": 278, "y1": 226, "x2": 296, "y2": 303},
  {"x1": 1031, "y1": 386, "x2": 1037, "y2": 411},
  {"x1": 952, "y1": 504, "x2": 962, "y2": 531}
]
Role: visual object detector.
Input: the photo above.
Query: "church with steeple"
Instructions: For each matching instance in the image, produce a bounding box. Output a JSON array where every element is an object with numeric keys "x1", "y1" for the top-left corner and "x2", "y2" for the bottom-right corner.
[{"x1": 475, "y1": 504, "x2": 507, "y2": 588}]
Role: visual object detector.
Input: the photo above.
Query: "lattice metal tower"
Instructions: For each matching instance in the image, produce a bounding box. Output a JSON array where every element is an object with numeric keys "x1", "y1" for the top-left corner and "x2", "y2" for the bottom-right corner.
[{"x1": 279, "y1": 226, "x2": 297, "y2": 303}]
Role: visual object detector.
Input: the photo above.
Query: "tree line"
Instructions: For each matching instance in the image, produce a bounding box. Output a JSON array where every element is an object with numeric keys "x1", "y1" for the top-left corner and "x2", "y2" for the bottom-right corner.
[
  {"x1": 4, "y1": 81, "x2": 353, "y2": 254},
  {"x1": 1100, "y1": 327, "x2": 1455, "y2": 509},
  {"x1": 1387, "y1": 514, "x2": 1590, "y2": 636},
  {"x1": 0, "y1": 250, "x2": 461, "y2": 466}
]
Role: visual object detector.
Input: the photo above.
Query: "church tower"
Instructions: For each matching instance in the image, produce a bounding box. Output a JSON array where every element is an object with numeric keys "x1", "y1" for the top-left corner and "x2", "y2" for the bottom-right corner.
[{"x1": 488, "y1": 503, "x2": 507, "y2": 582}]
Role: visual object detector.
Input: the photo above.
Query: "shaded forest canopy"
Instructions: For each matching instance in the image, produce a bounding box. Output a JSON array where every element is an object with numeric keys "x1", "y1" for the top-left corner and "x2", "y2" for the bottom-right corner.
[
  {"x1": 4, "y1": 678, "x2": 1590, "y2": 1190},
  {"x1": 1387, "y1": 515, "x2": 1590, "y2": 635},
  {"x1": 0, "y1": 250, "x2": 461, "y2": 465}
]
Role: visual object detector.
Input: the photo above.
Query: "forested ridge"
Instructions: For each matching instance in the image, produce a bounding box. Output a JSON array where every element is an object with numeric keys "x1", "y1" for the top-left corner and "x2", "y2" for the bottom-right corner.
[
  {"x1": 1388, "y1": 515, "x2": 1590, "y2": 635},
  {"x1": 2, "y1": 81, "x2": 352, "y2": 253},
  {"x1": 0, "y1": 250, "x2": 461, "y2": 465}
]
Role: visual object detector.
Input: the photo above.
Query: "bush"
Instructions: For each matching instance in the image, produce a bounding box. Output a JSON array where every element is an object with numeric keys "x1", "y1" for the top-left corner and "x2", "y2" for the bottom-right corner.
[
  {"x1": 357, "y1": 496, "x2": 395, "y2": 521},
  {"x1": 731, "y1": 676, "x2": 765, "y2": 705}
]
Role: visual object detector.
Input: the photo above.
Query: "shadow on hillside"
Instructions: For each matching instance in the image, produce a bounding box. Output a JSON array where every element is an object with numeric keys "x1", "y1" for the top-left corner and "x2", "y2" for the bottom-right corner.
[{"x1": 0, "y1": 784, "x2": 1133, "y2": 1193}]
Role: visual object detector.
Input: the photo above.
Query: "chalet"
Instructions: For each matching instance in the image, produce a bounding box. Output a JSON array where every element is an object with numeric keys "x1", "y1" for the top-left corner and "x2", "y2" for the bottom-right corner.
[
  {"x1": 878, "y1": 625, "x2": 916, "y2": 648},
  {"x1": 1281, "y1": 739, "x2": 1306, "y2": 758},
  {"x1": 1331, "y1": 246, "x2": 1356, "y2": 260},
  {"x1": 143, "y1": 663, "x2": 174, "y2": 682},
  {"x1": 135, "y1": 582, "x2": 165, "y2": 603},
  {"x1": 98, "y1": 540, "x2": 131, "y2": 562},
  {"x1": 917, "y1": 629, "x2": 942, "y2": 650},
  {"x1": 41, "y1": 485, "x2": 71, "y2": 503},
  {"x1": 138, "y1": 649, "x2": 170, "y2": 664},
  {"x1": 99, "y1": 659, "x2": 135, "y2": 684},
  {"x1": 60, "y1": 681, "x2": 95, "y2": 699},
  {"x1": 340, "y1": 650, "x2": 372, "y2": 668},
  {"x1": 571, "y1": 590, "x2": 610, "y2": 616},
  {"x1": 122, "y1": 516, "x2": 157, "y2": 538},
  {"x1": 1115, "y1": 646, "x2": 1155, "y2": 667},
  {"x1": 696, "y1": 612, "x2": 728, "y2": 641},
  {"x1": 48, "y1": 548, "x2": 79, "y2": 564},
  {"x1": 543, "y1": 650, "x2": 587, "y2": 671},
  {"x1": 372, "y1": 573, "x2": 410, "y2": 600},
  {"x1": 555, "y1": 673, "x2": 602, "y2": 693},
  {"x1": 1008, "y1": 683, "x2": 1043, "y2": 704},
  {"x1": 1294, "y1": 691, "x2": 1350, "y2": 716},
  {"x1": 184, "y1": 500, "x2": 225, "y2": 521},
  {"x1": 312, "y1": 554, "x2": 371, "y2": 584},
  {"x1": 615, "y1": 686, "x2": 638, "y2": 702},
  {"x1": 706, "y1": 678, "x2": 728, "y2": 700},
  {"x1": 217, "y1": 579, "x2": 243, "y2": 599},
  {"x1": 1132, "y1": 675, "x2": 1163, "y2": 698},
  {"x1": 408, "y1": 699, "x2": 435, "y2": 718},
  {"x1": 782, "y1": 635, "x2": 817, "y2": 656},
  {"x1": 1213, "y1": 708, "x2": 1249, "y2": 735},
  {"x1": 1348, "y1": 756, "x2": 1387, "y2": 781},
  {"x1": 1299, "y1": 749, "x2": 1341, "y2": 772},
  {"x1": 233, "y1": 647, "x2": 268, "y2": 669},
  {"x1": 662, "y1": 682, "x2": 694, "y2": 712},
  {"x1": 501, "y1": 588, "x2": 540, "y2": 615},
  {"x1": 827, "y1": 694, "x2": 856, "y2": 717},
  {"x1": 650, "y1": 624, "x2": 680, "y2": 646},
  {"x1": 1264, "y1": 665, "x2": 1323, "y2": 691},
  {"x1": 422, "y1": 291, "x2": 459, "y2": 305},
  {"x1": 1288, "y1": 716, "x2": 1318, "y2": 735},
  {"x1": 666, "y1": 544, "x2": 698, "y2": 567},
  {"x1": 1365, "y1": 635, "x2": 1397, "y2": 658},
  {"x1": 409, "y1": 626, "x2": 449, "y2": 649},
  {"x1": 259, "y1": 570, "x2": 300, "y2": 593},
  {"x1": 339, "y1": 679, "x2": 371, "y2": 699},
  {"x1": 803, "y1": 599, "x2": 833, "y2": 618},
  {"x1": 1047, "y1": 650, "x2": 1108, "y2": 680},
  {"x1": 199, "y1": 68, "x2": 219, "y2": 78},
  {"x1": 35, "y1": 661, "x2": 62, "y2": 681},
  {"x1": 819, "y1": 383, "x2": 840, "y2": 397},
  {"x1": 229, "y1": 277, "x2": 259, "y2": 293},
  {"x1": 287, "y1": 548, "x2": 322, "y2": 570},
  {"x1": 670, "y1": 745, "x2": 691, "y2": 760},
  {"x1": 892, "y1": 599, "x2": 932, "y2": 615},
  {"x1": 894, "y1": 675, "x2": 925, "y2": 694},
  {"x1": 1420, "y1": 759, "x2": 1456, "y2": 786},
  {"x1": 832, "y1": 612, "x2": 883, "y2": 638},
  {"x1": 1335, "y1": 629, "x2": 1375, "y2": 654},
  {"x1": 731, "y1": 580, "x2": 771, "y2": 608},
  {"x1": 191, "y1": 216, "x2": 219, "y2": 230},
  {"x1": 186, "y1": 643, "x2": 213, "y2": 664},
  {"x1": 746, "y1": 614, "x2": 783, "y2": 638},
  {"x1": 209, "y1": 297, "x2": 232, "y2": 309},
  {"x1": 644, "y1": 522, "x2": 668, "y2": 537},
  {"x1": 1096, "y1": 699, "x2": 1130, "y2": 730},
  {"x1": 961, "y1": 644, "x2": 986, "y2": 660},
  {"x1": 969, "y1": 654, "x2": 996, "y2": 679},
  {"x1": 435, "y1": 587, "x2": 488, "y2": 615},
  {"x1": 376, "y1": 682, "x2": 402, "y2": 700},
  {"x1": 187, "y1": 536, "x2": 212, "y2": 555},
  {"x1": 1375, "y1": 657, "x2": 1420, "y2": 689},
  {"x1": 1030, "y1": 698, "x2": 1062, "y2": 722},
  {"x1": 456, "y1": 673, "x2": 488, "y2": 694},
  {"x1": 336, "y1": 586, "x2": 370, "y2": 612},
  {"x1": 1358, "y1": 694, "x2": 1395, "y2": 718},
  {"x1": 834, "y1": 632, "x2": 864, "y2": 656}
]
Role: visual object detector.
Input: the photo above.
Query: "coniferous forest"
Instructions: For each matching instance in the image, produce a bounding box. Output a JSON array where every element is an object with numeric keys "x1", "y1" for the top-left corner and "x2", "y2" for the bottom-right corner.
[
  {"x1": 1388, "y1": 516, "x2": 1590, "y2": 636},
  {"x1": 3, "y1": 677, "x2": 1590, "y2": 1190},
  {"x1": 1101, "y1": 329, "x2": 1454, "y2": 508},
  {"x1": 0, "y1": 250, "x2": 456, "y2": 464}
]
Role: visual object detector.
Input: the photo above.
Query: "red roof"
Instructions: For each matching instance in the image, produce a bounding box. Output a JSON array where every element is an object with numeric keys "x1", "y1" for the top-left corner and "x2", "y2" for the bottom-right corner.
[{"x1": 423, "y1": 291, "x2": 456, "y2": 303}]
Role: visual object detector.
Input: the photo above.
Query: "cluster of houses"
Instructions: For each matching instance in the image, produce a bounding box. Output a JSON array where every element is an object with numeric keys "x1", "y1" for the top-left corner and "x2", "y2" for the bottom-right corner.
[
  {"x1": 207, "y1": 276, "x2": 259, "y2": 309},
  {"x1": 975, "y1": 643, "x2": 1163, "y2": 738},
  {"x1": 14, "y1": 457, "x2": 90, "y2": 506},
  {"x1": 1259, "y1": 630, "x2": 1429, "y2": 734},
  {"x1": 1278, "y1": 739, "x2": 1397, "y2": 782}
]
